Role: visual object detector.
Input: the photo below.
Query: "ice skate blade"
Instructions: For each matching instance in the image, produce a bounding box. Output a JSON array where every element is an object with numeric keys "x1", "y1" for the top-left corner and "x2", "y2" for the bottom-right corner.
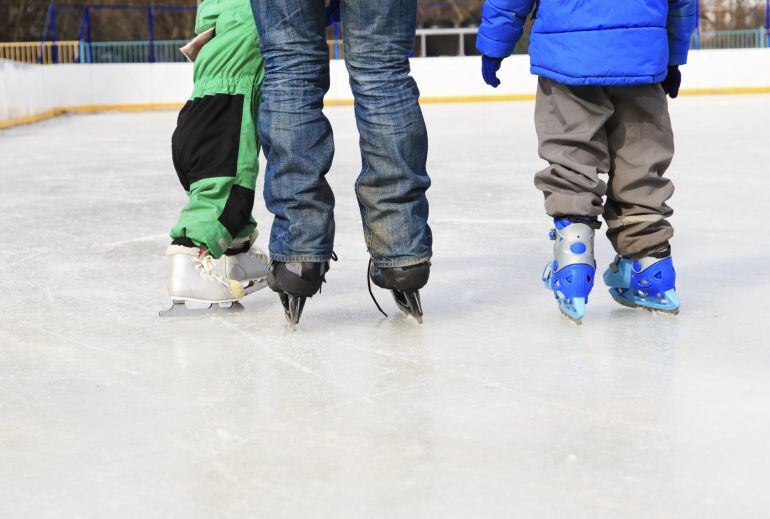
[
  {"x1": 159, "y1": 300, "x2": 244, "y2": 318},
  {"x1": 556, "y1": 297, "x2": 585, "y2": 326},
  {"x1": 392, "y1": 290, "x2": 423, "y2": 324},
  {"x1": 241, "y1": 277, "x2": 268, "y2": 297},
  {"x1": 608, "y1": 289, "x2": 680, "y2": 315},
  {"x1": 279, "y1": 293, "x2": 306, "y2": 328},
  {"x1": 558, "y1": 306, "x2": 583, "y2": 325}
]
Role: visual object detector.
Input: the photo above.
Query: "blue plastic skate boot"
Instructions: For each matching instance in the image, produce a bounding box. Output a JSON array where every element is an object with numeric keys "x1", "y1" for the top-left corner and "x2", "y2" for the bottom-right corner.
[
  {"x1": 541, "y1": 219, "x2": 596, "y2": 324},
  {"x1": 603, "y1": 253, "x2": 680, "y2": 314}
]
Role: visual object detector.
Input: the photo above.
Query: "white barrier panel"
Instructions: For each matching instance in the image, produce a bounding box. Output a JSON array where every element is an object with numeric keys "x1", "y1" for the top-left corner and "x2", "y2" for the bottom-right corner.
[
  {"x1": 686, "y1": 49, "x2": 770, "y2": 90},
  {"x1": 3, "y1": 49, "x2": 770, "y2": 128},
  {"x1": 0, "y1": 61, "x2": 193, "y2": 127},
  {"x1": 1, "y1": 60, "x2": 49, "y2": 122}
]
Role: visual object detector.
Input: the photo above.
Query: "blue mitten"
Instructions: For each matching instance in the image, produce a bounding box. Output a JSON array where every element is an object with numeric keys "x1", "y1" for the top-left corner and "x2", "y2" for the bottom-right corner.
[
  {"x1": 661, "y1": 66, "x2": 681, "y2": 98},
  {"x1": 482, "y1": 55, "x2": 503, "y2": 88}
]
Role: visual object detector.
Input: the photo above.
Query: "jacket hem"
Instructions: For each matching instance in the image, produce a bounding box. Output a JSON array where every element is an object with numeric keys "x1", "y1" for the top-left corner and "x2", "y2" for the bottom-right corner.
[{"x1": 531, "y1": 65, "x2": 667, "y2": 86}]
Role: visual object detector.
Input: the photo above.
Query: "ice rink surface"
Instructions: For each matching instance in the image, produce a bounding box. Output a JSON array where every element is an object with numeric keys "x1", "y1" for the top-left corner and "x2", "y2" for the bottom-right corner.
[{"x1": 2, "y1": 96, "x2": 770, "y2": 518}]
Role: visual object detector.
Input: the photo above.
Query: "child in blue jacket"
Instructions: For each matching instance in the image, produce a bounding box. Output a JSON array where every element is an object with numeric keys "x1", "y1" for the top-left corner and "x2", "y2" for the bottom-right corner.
[{"x1": 477, "y1": 0, "x2": 696, "y2": 323}]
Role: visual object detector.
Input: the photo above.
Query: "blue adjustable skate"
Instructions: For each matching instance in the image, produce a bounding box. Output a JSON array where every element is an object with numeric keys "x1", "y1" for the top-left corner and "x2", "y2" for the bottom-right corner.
[
  {"x1": 603, "y1": 254, "x2": 680, "y2": 314},
  {"x1": 541, "y1": 219, "x2": 596, "y2": 324}
]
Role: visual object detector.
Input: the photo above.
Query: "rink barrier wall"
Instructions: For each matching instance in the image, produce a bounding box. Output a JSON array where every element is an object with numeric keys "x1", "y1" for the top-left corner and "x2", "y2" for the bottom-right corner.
[{"x1": 3, "y1": 49, "x2": 770, "y2": 129}]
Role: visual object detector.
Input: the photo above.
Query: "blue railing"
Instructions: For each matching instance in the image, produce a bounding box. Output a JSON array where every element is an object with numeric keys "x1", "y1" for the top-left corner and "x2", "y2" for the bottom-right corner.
[
  {"x1": 55, "y1": 28, "x2": 770, "y2": 64},
  {"x1": 78, "y1": 39, "x2": 188, "y2": 63},
  {"x1": 691, "y1": 28, "x2": 769, "y2": 50}
]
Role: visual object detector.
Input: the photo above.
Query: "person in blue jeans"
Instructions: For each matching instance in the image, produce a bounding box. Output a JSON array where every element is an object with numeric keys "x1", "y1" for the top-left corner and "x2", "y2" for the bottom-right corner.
[
  {"x1": 477, "y1": 0, "x2": 696, "y2": 323},
  {"x1": 251, "y1": 0, "x2": 432, "y2": 325}
]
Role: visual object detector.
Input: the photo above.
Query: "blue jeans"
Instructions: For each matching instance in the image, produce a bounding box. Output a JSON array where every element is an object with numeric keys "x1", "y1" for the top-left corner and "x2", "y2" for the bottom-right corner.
[{"x1": 251, "y1": 0, "x2": 432, "y2": 268}]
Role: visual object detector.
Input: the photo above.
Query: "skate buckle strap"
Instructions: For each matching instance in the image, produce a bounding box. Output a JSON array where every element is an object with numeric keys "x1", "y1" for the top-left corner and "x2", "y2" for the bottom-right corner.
[{"x1": 609, "y1": 255, "x2": 622, "y2": 274}]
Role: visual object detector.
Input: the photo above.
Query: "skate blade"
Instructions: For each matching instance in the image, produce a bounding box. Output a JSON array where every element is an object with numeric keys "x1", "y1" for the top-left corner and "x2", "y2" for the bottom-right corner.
[
  {"x1": 556, "y1": 297, "x2": 585, "y2": 326},
  {"x1": 241, "y1": 277, "x2": 268, "y2": 297},
  {"x1": 159, "y1": 300, "x2": 244, "y2": 318},
  {"x1": 279, "y1": 293, "x2": 306, "y2": 328},
  {"x1": 393, "y1": 290, "x2": 424, "y2": 324},
  {"x1": 559, "y1": 306, "x2": 583, "y2": 325},
  {"x1": 609, "y1": 289, "x2": 680, "y2": 315}
]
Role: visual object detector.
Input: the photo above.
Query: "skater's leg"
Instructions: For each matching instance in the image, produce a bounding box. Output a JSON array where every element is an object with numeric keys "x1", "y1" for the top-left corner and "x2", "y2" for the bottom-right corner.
[
  {"x1": 534, "y1": 78, "x2": 614, "y2": 322},
  {"x1": 170, "y1": 91, "x2": 256, "y2": 259},
  {"x1": 534, "y1": 77, "x2": 613, "y2": 219},
  {"x1": 251, "y1": 1, "x2": 336, "y2": 325},
  {"x1": 220, "y1": 102, "x2": 271, "y2": 292},
  {"x1": 604, "y1": 84, "x2": 675, "y2": 258},
  {"x1": 251, "y1": 0, "x2": 335, "y2": 263},
  {"x1": 217, "y1": 71, "x2": 264, "y2": 250},
  {"x1": 341, "y1": 0, "x2": 432, "y2": 268},
  {"x1": 170, "y1": 6, "x2": 265, "y2": 259},
  {"x1": 165, "y1": 5, "x2": 269, "y2": 315},
  {"x1": 601, "y1": 84, "x2": 679, "y2": 313}
]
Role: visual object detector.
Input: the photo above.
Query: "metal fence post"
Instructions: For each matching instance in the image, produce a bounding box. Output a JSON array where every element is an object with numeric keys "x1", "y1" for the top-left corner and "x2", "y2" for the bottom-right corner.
[
  {"x1": 50, "y1": 4, "x2": 58, "y2": 63},
  {"x1": 38, "y1": 3, "x2": 53, "y2": 64},
  {"x1": 148, "y1": 7, "x2": 156, "y2": 63},
  {"x1": 695, "y1": 0, "x2": 701, "y2": 49},
  {"x1": 77, "y1": 8, "x2": 87, "y2": 63},
  {"x1": 86, "y1": 7, "x2": 93, "y2": 63},
  {"x1": 766, "y1": 0, "x2": 770, "y2": 47},
  {"x1": 333, "y1": 22, "x2": 340, "y2": 60}
]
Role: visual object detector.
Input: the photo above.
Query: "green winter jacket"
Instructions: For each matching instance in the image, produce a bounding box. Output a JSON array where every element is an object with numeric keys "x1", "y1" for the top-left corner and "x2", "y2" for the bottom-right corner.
[{"x1": 191, "y1": 0, "x2": 264, "y2": 99}]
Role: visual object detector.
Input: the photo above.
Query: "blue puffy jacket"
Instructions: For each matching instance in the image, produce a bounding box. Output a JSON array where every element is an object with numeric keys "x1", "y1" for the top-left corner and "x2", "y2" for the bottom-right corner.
[{"x1": 476, "y1": 0, "x2": 697, "y2": 86}]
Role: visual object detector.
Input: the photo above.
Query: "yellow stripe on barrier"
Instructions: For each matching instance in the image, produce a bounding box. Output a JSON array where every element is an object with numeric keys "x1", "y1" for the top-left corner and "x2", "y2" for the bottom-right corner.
[
  {"x1": 66, "y1": 103, "x2": 185, "y2": 113},
  {"x1": 420, "y1": 93, "x2": 537, "y2": 103},
  {"x1": 3, "y1": 87, "x2": 770, "y2": 130},
  {"x1": 680, "y1": 86, "x2": 770, "y2": 96},
  {"x1": 325, "y1": 94, "x2": 538, "y2": 105},
  {"x1": 0, "y1": 109, "x2": 61, "y2": 130},
  {"x1": 324, "y1": 99, "x2": 355, "y2": 106},
  {"x1": 0, "y1": 104, "x2": 186, "y2": 129}
]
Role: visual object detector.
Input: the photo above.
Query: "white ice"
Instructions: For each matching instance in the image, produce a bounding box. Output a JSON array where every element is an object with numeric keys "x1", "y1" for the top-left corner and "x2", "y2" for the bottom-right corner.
[{"x1": 1, "y1": 96, "x2": 770, "y2": 518}]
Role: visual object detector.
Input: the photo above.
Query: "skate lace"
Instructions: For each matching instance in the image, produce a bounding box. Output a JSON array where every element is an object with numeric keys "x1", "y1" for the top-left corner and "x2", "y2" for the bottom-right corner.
[
  {"x1": 367, "y1": 258, "x2": 389, "y2": 318},
  {"x1": 193, "y1": 253, "x2": 230, "y2": 287}
]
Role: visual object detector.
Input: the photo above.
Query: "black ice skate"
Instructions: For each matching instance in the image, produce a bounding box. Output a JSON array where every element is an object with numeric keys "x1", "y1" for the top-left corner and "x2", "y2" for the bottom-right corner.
[
  {"x1": 267, "y1": 261, "x2": 330, "y2": 327},
  {"x1": 368, "y1": 261, "x2": 430, "y2": 323}
]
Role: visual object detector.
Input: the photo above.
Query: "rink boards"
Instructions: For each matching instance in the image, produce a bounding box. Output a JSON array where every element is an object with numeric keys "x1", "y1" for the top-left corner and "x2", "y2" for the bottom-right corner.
[{"x1": 2, "y1": 49, "x2": 770, "y2": 129}]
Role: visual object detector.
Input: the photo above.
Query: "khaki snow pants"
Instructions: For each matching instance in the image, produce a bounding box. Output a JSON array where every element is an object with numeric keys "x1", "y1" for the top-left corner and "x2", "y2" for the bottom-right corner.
[{"x1": 534, "y1": 76, "x2": 675, "y2": 258}]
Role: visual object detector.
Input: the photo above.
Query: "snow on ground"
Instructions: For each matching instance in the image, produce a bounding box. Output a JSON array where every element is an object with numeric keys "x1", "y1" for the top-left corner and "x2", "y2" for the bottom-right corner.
[{"x1": 1, "y1": 96, "x2": 769, "y2": 518}]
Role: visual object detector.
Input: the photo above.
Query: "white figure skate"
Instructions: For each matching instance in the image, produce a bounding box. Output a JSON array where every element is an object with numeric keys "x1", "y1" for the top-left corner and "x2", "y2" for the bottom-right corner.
[{"x1": 159, "y1": 242, "x2": 267, "y2": 317}]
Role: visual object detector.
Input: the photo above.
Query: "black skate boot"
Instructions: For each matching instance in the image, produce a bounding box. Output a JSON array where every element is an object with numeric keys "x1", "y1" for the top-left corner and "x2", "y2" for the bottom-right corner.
[
  {"x1": 267, "y1": 261, "x2": 330, "y2": 326},
  {"x1": 369, "y1": 261, "x2": 430, "y2": 323}
]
